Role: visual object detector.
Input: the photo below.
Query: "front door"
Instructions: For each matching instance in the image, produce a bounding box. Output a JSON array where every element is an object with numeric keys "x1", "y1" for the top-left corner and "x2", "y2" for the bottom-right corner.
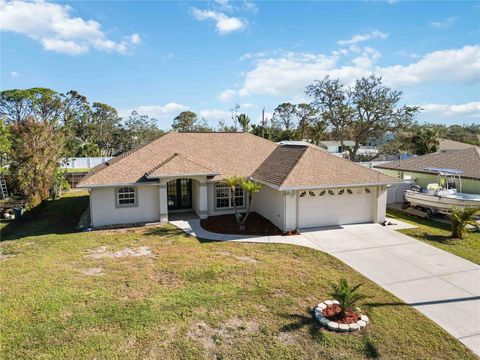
[{"x1": 167, "y1": 179, "x2": 193, "y2": 211}]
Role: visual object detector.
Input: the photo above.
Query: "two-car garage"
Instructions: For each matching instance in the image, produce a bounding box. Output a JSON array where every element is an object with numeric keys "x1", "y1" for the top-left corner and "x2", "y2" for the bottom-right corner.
[{"x1": 297, "y1": 187, "x2": 377, "y2": 229}]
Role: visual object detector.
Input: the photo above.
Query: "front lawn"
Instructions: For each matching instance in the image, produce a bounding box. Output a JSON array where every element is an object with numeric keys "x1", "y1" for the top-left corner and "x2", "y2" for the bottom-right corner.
[
  {"x1": 387, "y1": 208, "x2": 480, "y2": 265},
  {"x1": 0, "y1": 193, "x2": 476, "y2": 359}
]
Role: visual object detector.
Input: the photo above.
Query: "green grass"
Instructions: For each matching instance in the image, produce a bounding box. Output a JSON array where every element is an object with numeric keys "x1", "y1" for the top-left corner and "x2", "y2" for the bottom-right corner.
[
  {"x1": 387, "y1": 208, "x2": 480, "y2": 265},
  {"x1": 0, "y1": 194, "x2": 476, "y2": 359},
  {"x1": 64, "y1": 168, "x2": 89, "y2": 173}
]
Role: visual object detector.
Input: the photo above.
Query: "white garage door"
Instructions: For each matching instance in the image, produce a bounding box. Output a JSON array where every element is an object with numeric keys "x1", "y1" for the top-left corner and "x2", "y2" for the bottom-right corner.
[{"x1": 298, "y1": 187, "x2": 375, "y2": 228}]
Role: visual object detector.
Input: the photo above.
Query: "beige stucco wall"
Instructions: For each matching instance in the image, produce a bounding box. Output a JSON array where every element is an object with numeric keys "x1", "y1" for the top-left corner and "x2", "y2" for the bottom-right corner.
[
  {"x1": 379, "y1": 169, "x2": 480, "y2": 195},
  {"x1": 252, "y1": 186, "x2": 286, "y2": 230},
  {"x1": 90, "y1": 185, "x2": 160, "y2": 227}
]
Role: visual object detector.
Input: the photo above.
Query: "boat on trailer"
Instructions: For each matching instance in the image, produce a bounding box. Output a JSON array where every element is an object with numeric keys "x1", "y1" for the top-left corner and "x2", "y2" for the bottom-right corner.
[{"x1": 404, "y1": 167, "x2": 480, "y2": 216}]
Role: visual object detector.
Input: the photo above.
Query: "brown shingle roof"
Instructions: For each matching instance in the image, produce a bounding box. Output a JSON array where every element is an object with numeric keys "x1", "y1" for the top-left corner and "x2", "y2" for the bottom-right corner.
[
  {"x1": 79, "y1": 132, "x2": 277, "y2": 186},
  {"x1": 252, "y1": 145, "x2": 307, "y2": 186},
  {"x1": 145, "y1": 153, "x2": 218, "y2": 178},
  {"x1": 276, "y1": 146, "x2": 397, "y2": 189},
  {"x1": 79, "y1": 132, "x2": 398, "y2": 188},
  {"x1": 438, "y1": 138, "x2": 476, "y2": 151},
  {"x1": 375, "y1": 147, "x2": 480, "y2": 180}
]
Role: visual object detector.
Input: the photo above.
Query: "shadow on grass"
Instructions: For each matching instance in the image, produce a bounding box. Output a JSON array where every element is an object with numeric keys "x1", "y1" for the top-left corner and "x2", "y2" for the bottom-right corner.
[
  {"x1": 142, "y1": 226, "x2": 185, "y2": 238},
  {"x1": 0, "y1": 194, "x2": 89, "y2": 241},
  {"x1": 363, "y1": 335, "x2": 381, "y2": 359},
  {"x1": 279, "y1": 309, "x2": 325, "y2": 341},
  {"x1": 422, "y1": 232, "x2": 454, "y2": 243}
]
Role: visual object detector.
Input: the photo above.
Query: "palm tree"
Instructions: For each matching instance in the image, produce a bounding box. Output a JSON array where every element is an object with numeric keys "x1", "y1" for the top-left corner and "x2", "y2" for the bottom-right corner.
[
  {"x1": 239, "y1": 178, "x2": 263, "y2": 229},
  {"x1": 329, "y1": 278, "x2": 368, "y2": 317},
  {"x1": 450, "y1": 207, "x2": 480, "y2": 239},
  {"x1": 237, "y1": 114, "x2": 251, "y2": 133},
  {"x1": 224, "y1": 176, "x2": 241, "y2": 222}
]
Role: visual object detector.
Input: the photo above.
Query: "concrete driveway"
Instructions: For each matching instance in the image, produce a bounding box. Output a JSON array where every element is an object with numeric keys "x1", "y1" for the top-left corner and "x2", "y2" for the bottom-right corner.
[{"x1": 301, "y1": 223, "x2": 480, "y2": 355}]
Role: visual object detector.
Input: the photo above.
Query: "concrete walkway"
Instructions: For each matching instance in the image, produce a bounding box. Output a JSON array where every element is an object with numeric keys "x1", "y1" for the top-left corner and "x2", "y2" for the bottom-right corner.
[{"x1": 169, "y1": 219, "x2": 480, "y2": 356}]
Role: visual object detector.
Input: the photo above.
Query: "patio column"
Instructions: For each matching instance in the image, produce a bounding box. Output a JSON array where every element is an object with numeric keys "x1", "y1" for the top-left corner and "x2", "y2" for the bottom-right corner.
[
  {"x1": 198, "y1": 182, "x2": 208, "y2": 219},
  {"x1": 159, "y1": 184, "x2": 168, "y2": 223}
]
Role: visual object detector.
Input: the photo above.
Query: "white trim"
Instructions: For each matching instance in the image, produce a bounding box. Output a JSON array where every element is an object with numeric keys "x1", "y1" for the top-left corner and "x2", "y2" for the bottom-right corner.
[
  {"x1": 146, "y1": 172, "x2": 219, "y2": 179},
  {"x1": 77, "y1": 182, "x2": 159, "y2": 189},
  {"x1": 278, "y1": 181, "x2": 399, "y2": 191}
]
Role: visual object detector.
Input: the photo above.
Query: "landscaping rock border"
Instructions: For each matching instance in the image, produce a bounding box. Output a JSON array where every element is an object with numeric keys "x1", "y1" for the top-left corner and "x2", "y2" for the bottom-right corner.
[{"x1": 314, "y1": 300, "x2": 369, "y2": 332}]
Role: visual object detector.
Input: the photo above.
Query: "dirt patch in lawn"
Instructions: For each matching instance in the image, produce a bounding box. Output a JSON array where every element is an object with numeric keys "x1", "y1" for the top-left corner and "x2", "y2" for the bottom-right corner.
[
  {"x1": 80, "y1": 267, "x2": 105, "y2": 276},
  {"x1": 201, "y1": 212, "x2": 282, "y2": 235},
  {"x1": 85, "y1": 246, "x2": 152, "y2": 259},
  {"x1": 188, "y1": 318, "x2": 260, "y2": 354}
]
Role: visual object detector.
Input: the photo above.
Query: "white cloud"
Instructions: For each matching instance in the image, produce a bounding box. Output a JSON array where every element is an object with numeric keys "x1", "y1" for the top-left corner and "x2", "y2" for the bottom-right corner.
[
  {"x1": 198, "y1": 109, "x2": 231, "y2": 121},
  {"x1": 218, "y1": 89, "x2": 236, "y2": 101},
  {"x1": 129, "y1": 34, "x2": 142, "y2": 44},
  {"x1": 379, "y1": 45, "x2": 480, "y2": 86},
  {"x1": 242, "y1": 1, "x2": 258, "y2": 13},
  {"x1": 236, "y1": 45, "x2": 480, "y2": 97},
  {"x1": 120, "y1": 103, "x2": 188, "y2": 120},
  {"x1": 419, "y1": 101, "x2": 480, "y2": 121},
  {"x1": 213, "y1": 0, "x2": 258, "y2": 13},
  {"x1": 429, "y1": 17, "x2": 458, "y2": 29},
  {"x1": 338, "y1": 31, "x2": 389, "y2": 46},
  {"x1": 191, "y1": 8, "x2": 246, "y2": 34},
  {"x1": 0, "y1": 0, "x2": 141, "y2": 55},
  {"x1": 240, "y1": 103, "x2": 256, "y2": 109},
  {"x1": 10, "y1": 70, "x2": 19, "y2": 77}
]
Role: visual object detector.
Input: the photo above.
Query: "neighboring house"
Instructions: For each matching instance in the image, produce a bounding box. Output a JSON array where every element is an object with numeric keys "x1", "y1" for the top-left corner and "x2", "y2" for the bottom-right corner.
[
  {"x1": 62, "y1": 157, "x2": 113, "y2": 169},
  {"x1": 78, "y1": 132, "x2": 398, "y2": 230},
  {"x1": 438, "y1": 138, "x2": 477, "y2": 152},
  {"x1": 374, "y1": 147, "x2": 480, "y2": 194},
  {"x1": 318, "y1": 140, "x2": 356, "y2": 154},
  {"x1": 367, "y1": 131, "x2": 395, "y2": 147}
]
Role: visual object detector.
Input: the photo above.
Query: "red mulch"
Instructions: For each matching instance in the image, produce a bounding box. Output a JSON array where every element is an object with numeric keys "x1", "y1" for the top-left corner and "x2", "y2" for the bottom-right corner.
[
  {"x1": 322, "y1": 304, "x2": 360, "y2": 324},
  {"x1": 201, "y1": 212, "x2": 283, "y2": 235}
]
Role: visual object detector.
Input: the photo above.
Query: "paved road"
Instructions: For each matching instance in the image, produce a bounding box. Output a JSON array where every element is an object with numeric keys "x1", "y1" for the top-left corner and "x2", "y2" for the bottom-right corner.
[{"x1": 170, "y1": 219, "x2": 480, "y2": 356}]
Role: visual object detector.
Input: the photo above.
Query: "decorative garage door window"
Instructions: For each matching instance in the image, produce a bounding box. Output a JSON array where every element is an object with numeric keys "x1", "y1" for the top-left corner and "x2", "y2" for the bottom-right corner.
[
  {"x1": 338, "y1": 189, "x2": 345, "y2": 195},
  {"x1": 215, "y1": 184, "x2": 244, "y2": 209},
  {"x1": 299, "y1": 191, "x2": 306, "y2": 197},
  {"x1": 117, "y1": 187, "x2": 137, "y2": 206},
  {"x1": 365, "y1": 188, "x2": 371, "y2": 194}
]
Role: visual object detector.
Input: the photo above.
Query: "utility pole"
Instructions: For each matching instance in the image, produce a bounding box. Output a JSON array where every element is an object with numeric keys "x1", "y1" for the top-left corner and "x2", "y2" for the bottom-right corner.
[{"x1": 261, "y1": 107, "x2": 265, "y2": 138}]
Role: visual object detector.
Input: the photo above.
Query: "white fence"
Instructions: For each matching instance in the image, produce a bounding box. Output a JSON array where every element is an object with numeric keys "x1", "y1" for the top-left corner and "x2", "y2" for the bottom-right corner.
[
  {"x1": 387, "y1": 181, "x2": 413, "y2": 204},
  {"x1": 61, "y1": 157, "x2": 113, "y2": 169}
]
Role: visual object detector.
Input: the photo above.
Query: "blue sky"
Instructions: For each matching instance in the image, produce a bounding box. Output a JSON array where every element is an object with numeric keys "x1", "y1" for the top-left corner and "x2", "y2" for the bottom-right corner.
[{"x1": 1, "y1": 0, "x2": 479, "y2": 129}]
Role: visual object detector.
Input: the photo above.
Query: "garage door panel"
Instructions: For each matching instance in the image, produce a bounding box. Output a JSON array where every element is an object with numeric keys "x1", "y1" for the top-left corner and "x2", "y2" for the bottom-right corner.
[{"x1": 298, "y1": 188, "x2": 374, "y2": 228}]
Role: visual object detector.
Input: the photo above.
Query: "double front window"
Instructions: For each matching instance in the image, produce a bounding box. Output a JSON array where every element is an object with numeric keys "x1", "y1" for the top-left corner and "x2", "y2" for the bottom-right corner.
[
  {"x1": 116, "y1": 187, "x2": 137, "y2": 207},
  {"x1": 215, "y1": 184, "x2": 244, "y2": 209}
]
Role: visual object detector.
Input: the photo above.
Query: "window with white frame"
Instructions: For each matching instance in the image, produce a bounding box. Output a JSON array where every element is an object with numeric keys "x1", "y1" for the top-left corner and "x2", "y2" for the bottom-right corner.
[
  {"x1": 116, "y1": 187, "x2": 137, "y2": 207},
  {"x1": 215, "y1": 184, "x2": 244, "y2": 209}
]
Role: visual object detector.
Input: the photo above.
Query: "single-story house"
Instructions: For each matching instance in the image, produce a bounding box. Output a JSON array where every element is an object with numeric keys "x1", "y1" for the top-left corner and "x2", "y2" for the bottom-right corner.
[
  {"x1": 375, "y1": 147, "x2": 480, "y2": 194},
  {"x1": 78, "y1": 132, "x2": 398, "y2": 230},
  {"x1": 318, "y1": 140, "x2": 356, "y2": 154}
]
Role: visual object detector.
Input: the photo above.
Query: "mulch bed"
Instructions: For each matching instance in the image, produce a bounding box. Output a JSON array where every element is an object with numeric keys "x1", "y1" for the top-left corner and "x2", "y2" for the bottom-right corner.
[
  {"x1": 201, "y1": 212, "x2": 283, "y2": 235},
  {"x1": 322, "y1": 304, "x2": 360, "y2": 324}
]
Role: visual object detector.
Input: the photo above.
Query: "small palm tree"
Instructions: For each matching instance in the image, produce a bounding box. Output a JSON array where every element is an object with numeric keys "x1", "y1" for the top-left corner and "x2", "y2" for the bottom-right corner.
[
  {"x1": 224, "y1": 176, "x2": 242, "y2": 222},
  {"x1": 239, "y1": 178, "x2": 263, "y2": 228},
  {"x1": 237, "y1": 114, "x2": 251, "y2": 133},
  {"x1": 450, "y1": 207, "x2": 480, "y2": 239},
  {"x1": 329, "y1": 278, "x2": 368, "y2": 317}
]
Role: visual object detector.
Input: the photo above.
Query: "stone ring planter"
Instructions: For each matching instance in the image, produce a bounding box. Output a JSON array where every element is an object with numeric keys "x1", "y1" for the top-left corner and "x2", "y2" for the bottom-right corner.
[{"x1": 314, "y1": 300, "x2": 369, "y2": 332}]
